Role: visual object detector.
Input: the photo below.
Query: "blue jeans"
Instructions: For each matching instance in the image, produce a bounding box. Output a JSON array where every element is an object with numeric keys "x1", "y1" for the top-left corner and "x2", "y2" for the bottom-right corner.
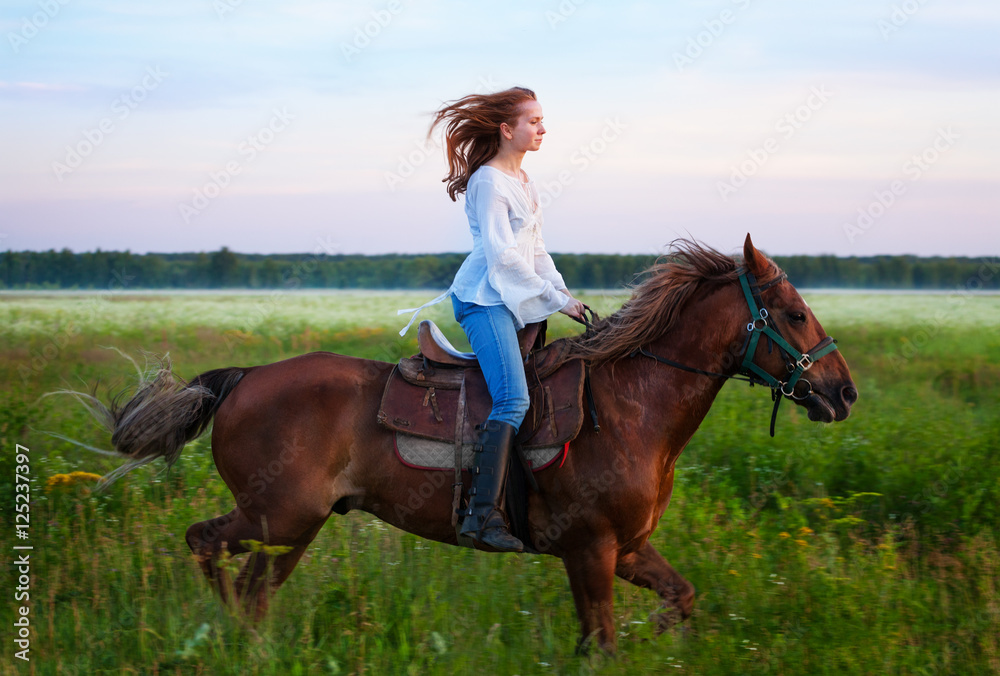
[{"x1": 452, "y1": 296, "x2": 530, "y2": 430}]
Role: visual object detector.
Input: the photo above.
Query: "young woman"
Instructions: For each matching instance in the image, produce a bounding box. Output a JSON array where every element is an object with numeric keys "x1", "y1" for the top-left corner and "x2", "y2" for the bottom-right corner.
[{"x1": 399, "y1": 87, "x2": 584, "y2": 552}]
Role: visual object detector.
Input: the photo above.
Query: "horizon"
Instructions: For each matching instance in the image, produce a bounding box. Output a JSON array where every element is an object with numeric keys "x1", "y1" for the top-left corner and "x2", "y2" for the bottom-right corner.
[
  {"x1": 2, "y1": 1, "x2": 998, "y2": 258},
  {"x1": 3, "y1": 246, "x2": 999, "y2": 260}
]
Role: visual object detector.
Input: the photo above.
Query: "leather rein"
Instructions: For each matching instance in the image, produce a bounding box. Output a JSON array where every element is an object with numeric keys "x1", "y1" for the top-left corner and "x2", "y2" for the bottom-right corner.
[{"x1": 601, "y1": 268, "x2": 839, "y2": 437}]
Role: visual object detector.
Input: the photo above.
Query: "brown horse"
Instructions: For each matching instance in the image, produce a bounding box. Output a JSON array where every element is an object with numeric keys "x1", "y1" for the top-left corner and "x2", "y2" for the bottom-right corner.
[{"x1": 89, "y1": 235, "x2": 856, "y2": 653}]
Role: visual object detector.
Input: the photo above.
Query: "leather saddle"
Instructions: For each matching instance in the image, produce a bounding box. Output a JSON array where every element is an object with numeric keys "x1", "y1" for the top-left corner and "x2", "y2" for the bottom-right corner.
[{"x1": 378, "y1": 319, "x2": 586, "y2": 452}]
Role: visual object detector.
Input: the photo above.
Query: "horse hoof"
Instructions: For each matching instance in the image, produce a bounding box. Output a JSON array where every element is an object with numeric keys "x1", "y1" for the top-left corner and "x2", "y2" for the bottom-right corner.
[{"x1": 651, "y1": 607, "x2": 686, "y2": 635}]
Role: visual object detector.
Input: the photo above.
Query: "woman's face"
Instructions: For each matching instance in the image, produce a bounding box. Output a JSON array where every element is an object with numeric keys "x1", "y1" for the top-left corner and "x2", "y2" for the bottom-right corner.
[{"x1": 503, "y1": 100, "x2": 546, "y2": 152}]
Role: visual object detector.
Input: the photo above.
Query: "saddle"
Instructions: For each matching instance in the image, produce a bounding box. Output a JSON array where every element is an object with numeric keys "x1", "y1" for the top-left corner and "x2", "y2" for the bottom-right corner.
[{"x1": 378, "y1": 320, "x2": 586, "y2": 454}]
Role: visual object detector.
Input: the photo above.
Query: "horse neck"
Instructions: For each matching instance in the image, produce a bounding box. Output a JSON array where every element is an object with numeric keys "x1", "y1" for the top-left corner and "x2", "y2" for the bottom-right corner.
[{"x1": 620, "y1": 282, "x2": 746, "y2": 453}]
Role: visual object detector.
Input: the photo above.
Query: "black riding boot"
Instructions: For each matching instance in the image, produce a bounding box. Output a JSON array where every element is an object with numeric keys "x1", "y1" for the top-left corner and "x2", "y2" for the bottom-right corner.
[{"x1": 460, "y1": 420, "x2": 524, "y2": 553}]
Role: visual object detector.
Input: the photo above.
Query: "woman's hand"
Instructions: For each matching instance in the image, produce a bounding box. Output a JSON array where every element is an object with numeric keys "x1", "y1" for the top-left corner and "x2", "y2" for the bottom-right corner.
[{"x1": 559, "y1": 292, "x2": 586, "y2": 321}]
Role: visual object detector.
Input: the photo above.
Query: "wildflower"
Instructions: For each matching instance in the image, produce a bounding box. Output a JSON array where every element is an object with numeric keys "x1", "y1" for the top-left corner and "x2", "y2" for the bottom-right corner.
[
  {"x1": 728, "y1": 569, "x2": 739, "y2": 576},
  {"x1": 794, "y1": 539, "x2": 809, "y2": 547},
  {"x1": 779, "y1": 532, "x2": 791, "y2": 539},
  {"x1": 798, "y1": 526, "x2": 814, "y2": 536},
  {"x1": 821, "y1": 498, "x2": 835, "y2": 509},
  {"x1": 45, "y1": 471, "x2": 103, "y2": 491},
  {"x1": 752, "y1": 553, "x2": 763, "y2": 559}
]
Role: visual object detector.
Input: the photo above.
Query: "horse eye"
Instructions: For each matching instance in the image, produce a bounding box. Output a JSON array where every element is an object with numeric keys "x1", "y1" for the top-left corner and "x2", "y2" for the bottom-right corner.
[{"x1": 789, "y1": 311, "x2": 807, "y2": 324}]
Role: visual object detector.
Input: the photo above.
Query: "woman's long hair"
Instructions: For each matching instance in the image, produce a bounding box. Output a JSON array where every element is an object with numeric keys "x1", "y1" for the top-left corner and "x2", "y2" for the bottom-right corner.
[{"x1": 428, "y1": 86, "x2": 537, "y2": 201}]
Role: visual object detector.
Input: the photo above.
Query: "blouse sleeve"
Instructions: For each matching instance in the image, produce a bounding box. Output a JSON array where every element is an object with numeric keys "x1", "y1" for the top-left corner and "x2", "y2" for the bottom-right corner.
[
  {"x1": 470, "y1": 179, "x2": 569, "y2": 325},
  {"x1": 533, "y1": 220, "x2": 568, "y2": 291}
]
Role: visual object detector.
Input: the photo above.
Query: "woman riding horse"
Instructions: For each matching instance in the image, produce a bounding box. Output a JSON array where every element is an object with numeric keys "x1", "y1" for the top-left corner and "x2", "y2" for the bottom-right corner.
[{"x1": 399, "y1": 87, "x2": 585, "y2": 552}]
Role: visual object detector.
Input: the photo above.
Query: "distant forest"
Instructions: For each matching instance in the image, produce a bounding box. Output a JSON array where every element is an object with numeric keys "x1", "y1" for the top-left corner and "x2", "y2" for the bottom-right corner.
[{"x1": 1, "y1": 248, "x2": 997, "y2": 291}]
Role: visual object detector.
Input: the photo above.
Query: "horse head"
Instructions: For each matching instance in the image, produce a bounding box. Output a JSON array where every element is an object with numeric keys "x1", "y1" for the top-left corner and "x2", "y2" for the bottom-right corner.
[{"x1": 742, "y1": 234, "x2": 858, "y2": 423}]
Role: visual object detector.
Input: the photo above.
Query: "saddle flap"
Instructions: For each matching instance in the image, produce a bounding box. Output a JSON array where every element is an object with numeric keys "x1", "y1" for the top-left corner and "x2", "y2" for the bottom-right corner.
[
  {"x1": 397, "y1": 357, "x2": 466, "y2": 390},
  {"x1": 379, "y1": 346, "x2": 586, "y2": 450},
  {"x1": 378, "y1": 363, "x2": 490, "y2": 443}
]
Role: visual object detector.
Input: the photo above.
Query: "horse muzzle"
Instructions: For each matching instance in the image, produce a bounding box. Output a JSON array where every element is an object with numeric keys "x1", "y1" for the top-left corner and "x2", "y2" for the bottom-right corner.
[{"x1": 804, "y1": 381, "x2": 857, "y2": 422}]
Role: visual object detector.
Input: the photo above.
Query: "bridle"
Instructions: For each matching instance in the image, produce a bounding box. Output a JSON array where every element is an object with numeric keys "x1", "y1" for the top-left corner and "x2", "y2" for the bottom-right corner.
[{"x1": 624, "y1": 268, "x2": 840, "y2": 437}]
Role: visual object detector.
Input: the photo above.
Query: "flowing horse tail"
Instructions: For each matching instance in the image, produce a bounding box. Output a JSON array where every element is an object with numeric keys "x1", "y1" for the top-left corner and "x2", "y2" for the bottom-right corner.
[{"x1": 92, "y1": 359, "x2": 248, "y2": 488}]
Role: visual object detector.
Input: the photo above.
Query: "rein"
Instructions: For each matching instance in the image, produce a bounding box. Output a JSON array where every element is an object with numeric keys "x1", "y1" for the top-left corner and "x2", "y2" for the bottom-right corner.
[{"x1": 627, "y1": 269, "x2": 839, "y2": 437}]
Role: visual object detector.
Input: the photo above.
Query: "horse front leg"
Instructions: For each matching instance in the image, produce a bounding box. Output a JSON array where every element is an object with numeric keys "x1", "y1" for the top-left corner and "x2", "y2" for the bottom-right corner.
[
  {"x1": 615, "y1": 541, "x2": 695, "y2": 633},
  {"x1": 562, "y1": 543, "x2": 618, "y2": 654}
]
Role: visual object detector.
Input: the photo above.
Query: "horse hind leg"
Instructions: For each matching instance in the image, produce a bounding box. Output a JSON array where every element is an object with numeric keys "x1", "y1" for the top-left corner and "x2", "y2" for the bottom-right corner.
[
  {"x1": 232, "y1": 519, "x2": 327, "y2": 621},
  {"x1": 187, "y1": 509, "x2": 328, "y2": 620},
  {"x1": 186, "y1": 509, "x2": 260, "y2": 607},
  {"x1": 615, "y1": 541, "x2": 695, "y2": 633}
]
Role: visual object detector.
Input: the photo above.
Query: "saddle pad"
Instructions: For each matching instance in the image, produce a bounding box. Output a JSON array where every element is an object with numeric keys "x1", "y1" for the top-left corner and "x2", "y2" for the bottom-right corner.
[{"x1": 394, "y1": 432, "x2": 566, "y2": 472}]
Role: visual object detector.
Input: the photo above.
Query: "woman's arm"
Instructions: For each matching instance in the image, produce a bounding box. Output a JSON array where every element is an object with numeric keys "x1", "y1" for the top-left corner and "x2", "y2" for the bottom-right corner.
[
  {"x1": 533, "y1": 227, "x2": 584, "y2": 319},
  {"x1": 533, "y1": 226, "x2": 568, "y2": 291},
  {"x1": 472, "y1": 179, "x2": 571, "y2": 319}
]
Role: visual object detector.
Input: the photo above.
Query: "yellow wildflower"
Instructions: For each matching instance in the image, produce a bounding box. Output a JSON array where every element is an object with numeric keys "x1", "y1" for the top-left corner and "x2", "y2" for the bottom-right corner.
[
  {"x1": 45, "y1": 471, "x2": 103, "y2": 491},
  {"x1": 69, "y1": 471, "x2": 102, "y2": 482},
  {"x1": 778, "y1": 532, "x2": 791, "y2": 539},
  {"x1": 728, "y1": 569, "x2": 739, "y2": 576},
  {"x1": 798, "y1": 526, "x2": 814, "y2": 536},
  {"x1": 794, "y1": 539, "x2": 809, "y2": 547}
]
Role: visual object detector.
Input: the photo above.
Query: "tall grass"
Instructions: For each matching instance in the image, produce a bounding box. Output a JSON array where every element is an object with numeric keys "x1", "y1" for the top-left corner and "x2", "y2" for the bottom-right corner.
[{"x1": 1, "y1": 291, "x2": 998, "y2": 674}]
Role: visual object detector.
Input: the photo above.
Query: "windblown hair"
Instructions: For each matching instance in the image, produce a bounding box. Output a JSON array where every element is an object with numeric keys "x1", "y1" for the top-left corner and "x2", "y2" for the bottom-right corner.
[
  {"x1": 562, "y1": 240, "x2": 783, "y2": 364},
  {"x1": 429, "y1": 86, "x2": 537, "y2": 201}
]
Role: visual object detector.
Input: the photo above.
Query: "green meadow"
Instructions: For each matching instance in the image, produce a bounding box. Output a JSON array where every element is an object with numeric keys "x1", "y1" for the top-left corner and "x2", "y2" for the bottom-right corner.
[{"x1": 1, "y1": 290, "x2": 999, "y2": 675}]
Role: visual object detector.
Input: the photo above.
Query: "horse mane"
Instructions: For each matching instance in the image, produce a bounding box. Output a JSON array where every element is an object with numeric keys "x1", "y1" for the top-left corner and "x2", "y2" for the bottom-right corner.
[{"x1": 561, "y1": 239, "x2": 783, "y2": 365}]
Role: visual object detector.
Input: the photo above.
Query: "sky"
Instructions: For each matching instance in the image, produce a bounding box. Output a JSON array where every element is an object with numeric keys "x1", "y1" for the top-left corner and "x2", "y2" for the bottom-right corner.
[{"x1": 1, "y1": 0, "x2": 998, "y2": 258}]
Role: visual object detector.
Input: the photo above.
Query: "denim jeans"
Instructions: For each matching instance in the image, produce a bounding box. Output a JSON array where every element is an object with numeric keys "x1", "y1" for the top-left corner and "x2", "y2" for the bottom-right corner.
[{"x1": 452, "y1": 296, "x2": 530, "y2": 430}]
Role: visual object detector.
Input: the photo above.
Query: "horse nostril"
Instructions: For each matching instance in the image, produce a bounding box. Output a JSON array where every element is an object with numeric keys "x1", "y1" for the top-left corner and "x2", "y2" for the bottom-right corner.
[{"x1": 842, "y1": 386, "x2": 858, "y2": 405}]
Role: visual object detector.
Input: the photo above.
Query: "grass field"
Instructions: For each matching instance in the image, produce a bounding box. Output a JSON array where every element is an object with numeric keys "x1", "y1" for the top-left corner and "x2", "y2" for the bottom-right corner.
[{"x1": 1, "y1": 289, "x2": 999, "y2": 675}]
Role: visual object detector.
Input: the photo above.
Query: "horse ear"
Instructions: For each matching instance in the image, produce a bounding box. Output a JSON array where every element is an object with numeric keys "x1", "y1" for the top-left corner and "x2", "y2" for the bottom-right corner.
[{"x1": 743, "y1": 233, "x2": 768, "y2": 276}]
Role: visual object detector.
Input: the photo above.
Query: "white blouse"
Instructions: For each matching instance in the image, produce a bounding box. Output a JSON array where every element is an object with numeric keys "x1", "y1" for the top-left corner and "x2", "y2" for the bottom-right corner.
[{"x1": 398, "y1": 165, "x2": 569, "y2": 336}]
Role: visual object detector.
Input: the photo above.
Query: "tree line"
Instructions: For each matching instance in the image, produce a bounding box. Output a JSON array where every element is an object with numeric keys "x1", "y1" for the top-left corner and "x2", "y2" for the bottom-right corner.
[{"x1": 1, "y1": 248, "x2": 996, "y2": 291}]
